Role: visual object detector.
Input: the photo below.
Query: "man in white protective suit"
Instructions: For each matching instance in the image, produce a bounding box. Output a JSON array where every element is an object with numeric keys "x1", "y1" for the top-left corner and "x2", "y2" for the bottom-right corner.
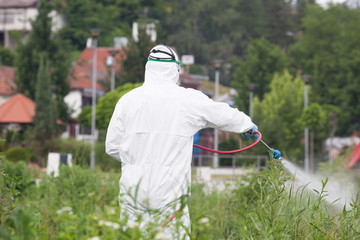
[{"x1": 105, "y1": 44, "x2": 258, "y2": 239}]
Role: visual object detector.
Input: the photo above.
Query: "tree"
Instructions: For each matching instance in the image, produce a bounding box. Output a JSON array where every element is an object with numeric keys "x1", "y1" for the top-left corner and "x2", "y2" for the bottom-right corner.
[
  {"x1": 301, "y1": 103, "x2": 327, "y2": 171},
  {"x1": 261, "y1": 0, "x2": 296, "y2": 49},
  {"x1": 287, "y1": 4, "x2": 360, "y2": 134},
  {"x1": 252, "y1": 70, "x2": 304, "y2": 161},
  {"x1": 232, "y1": 37, "x2": 286, "y2": 112},
  {"x1": 34, "y1": 55, "x2": 56, "y2": 140},
  {"x1": 15, "y1": 0, "x2": 71, "y2": 121},
  {"x1": 0, "y1": 46, "x2": 15, "y2": 66},
  {"x1": 77, "y1": 83, "x2": 141, "y2": 130},
  {"x1": 32, "y1": 55, "x2": 57, "y2": 165},
  {"x1": 120, "y1": 29, "x2": 154, "y2": 84},
  {"x1": 57, "y1": 0, "x2": 167, "y2": 49}
]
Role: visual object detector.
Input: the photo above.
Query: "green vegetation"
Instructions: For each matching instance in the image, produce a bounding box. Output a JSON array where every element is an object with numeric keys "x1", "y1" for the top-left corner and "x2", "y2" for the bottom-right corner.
[
  {"x1": 78, "y1": 83, "x2": 141, "y2": 130},
  {"x1": 0, "y1": 0, "x2": 358, "y2": 164},
  {"x1": 15, "y1": 0, "x2": 71, "y2": 121},
  {"x1": 252, "y1": 71, "x2": 305, "y2": 161},
  {"x1": 4, "y1": 147, "x2": 31, "y2": 163},
  {"x1": 1, "y1": 1, "x2": 360, "y2": 238},
  {"x1": 0, "y1": 156, "x2": 359, "y2": 239}
]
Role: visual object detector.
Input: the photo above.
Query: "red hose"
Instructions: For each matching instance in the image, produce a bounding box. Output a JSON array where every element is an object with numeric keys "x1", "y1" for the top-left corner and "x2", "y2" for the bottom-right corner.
[
  {"x1": 193, "y1": 130, "x2": 261, "y2": 154},
  {"x1": 155, "y1": 131, "x2": 261, "y2": 233}
]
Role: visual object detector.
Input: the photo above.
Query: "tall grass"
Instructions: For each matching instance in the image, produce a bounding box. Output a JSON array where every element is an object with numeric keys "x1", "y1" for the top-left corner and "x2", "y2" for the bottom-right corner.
[
  {"x1": 189, "y1": 159, "x2": 360, "y2": 239},
  {"x1": 0, "y1": 159, "x2": 359, "y2": 239}
]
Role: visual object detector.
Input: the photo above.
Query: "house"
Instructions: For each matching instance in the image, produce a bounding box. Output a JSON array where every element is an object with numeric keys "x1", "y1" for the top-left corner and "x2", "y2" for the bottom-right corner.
[
  {"x1": 0, "y1": 0, "x2": 65, "y2": 48},
  {"x1": 179, "y1": 73, "x2": 200, "y2": 90},
  {"x1": 0, "y1": 65, "x2": 16, "y2": 105},
  {"x1": 64, "y1": 47, "x2": 125, "y2": 139},
  {"x1": 0, "y1": 93, "x2": 34, "y2": 137}
]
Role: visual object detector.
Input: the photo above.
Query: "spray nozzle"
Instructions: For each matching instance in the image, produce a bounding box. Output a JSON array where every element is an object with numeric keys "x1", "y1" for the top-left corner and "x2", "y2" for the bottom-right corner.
[{"x1": 270, "y1": 149, "x2": 281, "y2": 159}]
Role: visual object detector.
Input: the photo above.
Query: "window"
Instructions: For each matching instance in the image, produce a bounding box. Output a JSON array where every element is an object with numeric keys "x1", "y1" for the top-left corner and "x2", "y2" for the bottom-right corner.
[{"x1": 0, "y1": 13, "x2": 14, "y2": 23}]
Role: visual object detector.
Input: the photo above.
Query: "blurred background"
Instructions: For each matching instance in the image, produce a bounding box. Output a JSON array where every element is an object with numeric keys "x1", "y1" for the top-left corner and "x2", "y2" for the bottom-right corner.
[{"x1": 0, "y1": 0, "x2": 360, "y2": 172}]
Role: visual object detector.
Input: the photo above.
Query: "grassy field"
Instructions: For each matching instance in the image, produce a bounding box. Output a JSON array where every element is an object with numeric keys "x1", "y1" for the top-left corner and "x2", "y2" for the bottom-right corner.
[{"x1": 0, "y1": 157, "x2": 359, "y2": 239}]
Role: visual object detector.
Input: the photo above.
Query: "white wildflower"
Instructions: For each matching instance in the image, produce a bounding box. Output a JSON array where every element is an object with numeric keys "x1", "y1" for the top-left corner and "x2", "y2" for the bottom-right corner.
[
  {"x1": 56, "y1": 206, "x2": 73, "y2": 215},
  {"x1": 154, "y1": 231, "x2": 171, "y2": 239},
  {"x1": 87, "y1": 237, "x2": 100, "y2": 240},
  {"x1": 98, "y1": 220, "x2": 121, "y2": 230},
  {"x1": 128, "y1": 220, "x2": 139, "y2": 228},
  {"x1": 199, "y1": 217, "x2": 209, "y2": 224}
]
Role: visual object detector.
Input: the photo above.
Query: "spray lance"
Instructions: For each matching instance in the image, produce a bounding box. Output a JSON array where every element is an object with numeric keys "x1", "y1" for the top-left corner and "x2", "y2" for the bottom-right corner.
[
  {"x1": 193, "y1": 129, "x2": 281, "y2": 159},
  {"x1": 259, "y1": 138, "x2": 282, "y2": 160}
]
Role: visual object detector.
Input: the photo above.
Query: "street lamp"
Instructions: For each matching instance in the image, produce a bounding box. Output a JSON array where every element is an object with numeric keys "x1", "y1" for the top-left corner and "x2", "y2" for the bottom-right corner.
[
  {"x1": 108, "y1": 48, "x2": 120, "y2": 91},
  {"x1": 301, "y1": 74, "x2": 311, "y2": 173},
  {"x1": 90, "y1": 28, "x2": 101, "y2": 169},
  {"x1": 213, "y1": 59, "x2": 222, "y2": 168},
  {"x1": 247, "y1": 83, "x2": 257, "y2": 119}
]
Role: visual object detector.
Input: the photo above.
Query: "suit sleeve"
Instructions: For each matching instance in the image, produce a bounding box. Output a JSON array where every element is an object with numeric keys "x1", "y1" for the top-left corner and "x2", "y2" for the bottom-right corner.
[
  {"x1": 185, "y1": 89, "x2": 254, "y2": 134},
  {"x1": 105, "y1": 100, "x2": 125, "y2": 161}
]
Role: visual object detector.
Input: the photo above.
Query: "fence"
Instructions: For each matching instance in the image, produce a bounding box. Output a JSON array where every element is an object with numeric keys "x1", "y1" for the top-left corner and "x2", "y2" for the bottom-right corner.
[{"x1": 192, "y1": 154, "x2": 269, "y2": 170}]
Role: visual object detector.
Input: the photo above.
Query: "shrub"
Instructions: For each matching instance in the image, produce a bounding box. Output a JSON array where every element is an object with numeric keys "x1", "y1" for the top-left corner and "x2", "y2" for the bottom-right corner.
[
  {"x1": 54, "y1": 139, "x2": 121, "y2": 171},
  {"x1": 4, "y1": 147, "x2": 31, "y2": 162},
  {"x1": 54, "y1": 138, "x2": 91, "y2": 166},
  {"x1": 3, "y1": 160, "x2": 34, "y2": 194}
]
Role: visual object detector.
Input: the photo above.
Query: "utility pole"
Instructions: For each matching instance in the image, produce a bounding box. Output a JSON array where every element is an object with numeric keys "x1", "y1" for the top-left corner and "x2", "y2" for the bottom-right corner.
[
  {"x1": 108, "y1": 49, "x2": 120, "y2": 91},
  {"x1": 213, "y1": 60, "x2": 222, "y2": 168},
  {"x1": 301, "y1": 74, "x2": 311, "y2": 173},
  {"x1": 90, "y1": 28, "x2": 101, "y2": 169}
]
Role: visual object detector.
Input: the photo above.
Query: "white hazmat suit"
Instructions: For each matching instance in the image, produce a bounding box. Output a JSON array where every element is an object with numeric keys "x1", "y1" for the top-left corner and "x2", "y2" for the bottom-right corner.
[{"x1": 105, "y1": 45, "x2": 255, "y2": 239}]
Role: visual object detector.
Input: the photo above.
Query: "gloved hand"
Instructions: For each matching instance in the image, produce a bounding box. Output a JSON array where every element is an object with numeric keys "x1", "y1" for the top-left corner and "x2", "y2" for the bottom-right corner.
[{"x1": 241, "y1": 124, "x2": 259, "y2": 140}]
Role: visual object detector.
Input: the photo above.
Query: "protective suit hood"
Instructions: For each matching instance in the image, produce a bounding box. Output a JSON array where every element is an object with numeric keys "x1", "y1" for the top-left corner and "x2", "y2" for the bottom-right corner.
[{"x1": 144, "y1": 45, "x2": 180, "y2": 86}]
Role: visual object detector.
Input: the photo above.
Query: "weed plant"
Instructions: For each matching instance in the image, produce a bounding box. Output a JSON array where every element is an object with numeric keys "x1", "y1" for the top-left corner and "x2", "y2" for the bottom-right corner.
[
  {"x1": 0, "y1": 157, "x2": 359, "y2": 239},
  {"x1": 189, "y1": 159, "x2": 360, "y2": 239}
]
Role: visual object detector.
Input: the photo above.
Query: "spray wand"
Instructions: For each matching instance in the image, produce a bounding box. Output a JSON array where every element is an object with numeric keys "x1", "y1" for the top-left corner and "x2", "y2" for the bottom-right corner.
[{"x1": 259, "y1": 139, "x2": 282, "y2": 160}]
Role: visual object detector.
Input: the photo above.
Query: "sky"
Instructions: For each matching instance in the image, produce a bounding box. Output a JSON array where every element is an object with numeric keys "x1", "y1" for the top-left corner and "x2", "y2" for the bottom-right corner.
[{"x1": 317, "y1": 0, "x2": 351, "y2": 8}]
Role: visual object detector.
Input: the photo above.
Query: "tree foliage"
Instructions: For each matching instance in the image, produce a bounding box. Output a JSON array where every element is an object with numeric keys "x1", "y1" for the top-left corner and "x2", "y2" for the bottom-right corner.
[
  {"x1": 120, "y1": 30, "x2": 154, "y2": 84},
  {"x1": 287, "y1": 4, "x2": 360, "y2": 134},
  {"x1": 232, "y1": 37, "x2": 286, "y2": 112},
  {"x1": 301, "y1": 103, "x2": 327, "y2": 129},
  {"x1": 163, "y1": 0, "x2": 296, "y2": 64},
  {"x1": 33, "y1": 55, "x2": 56, "y2": 141},
  {"x1": 252, "y1": 71, "x2": 305, "y2": 161},
  {"x1": 77, "y1": 83, "x2": 141, "y2": 130},
  {"x1": 15, "y1": 0, "x2": 71, "y2": 121},
  {"x1": 56, "y1": 0, "x2": 167, "y2": 49},
  {"x1": 0, "y1": 46, "x2": 15, "y2": 66}
]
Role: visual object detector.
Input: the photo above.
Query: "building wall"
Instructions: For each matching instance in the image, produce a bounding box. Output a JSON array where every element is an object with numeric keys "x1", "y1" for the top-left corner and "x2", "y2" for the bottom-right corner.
[
  {"x1": 0, "y1": 95, "x2": 10, "y2": 106},
  {"x1": 0, "y1": 7, "x2": 65, "y2": 48},
  {"x1": 64, "y1": 90, "x2": 82, "y2": 119},
  {"x1": 0, "y1": 8, "x2": 37, "y2": 32}
]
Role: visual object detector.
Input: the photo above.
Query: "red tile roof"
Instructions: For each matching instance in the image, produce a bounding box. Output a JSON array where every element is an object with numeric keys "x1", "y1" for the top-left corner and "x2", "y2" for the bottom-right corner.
[
  {"x1": 0, "y1": 94, "x2": 34, "y2": 123},
  {"x1": 68, "y1": 47, "x2": 126, "y2": 90},
  {"x1": 0, "y1": 66, "x2": 17, "y2": 96}
]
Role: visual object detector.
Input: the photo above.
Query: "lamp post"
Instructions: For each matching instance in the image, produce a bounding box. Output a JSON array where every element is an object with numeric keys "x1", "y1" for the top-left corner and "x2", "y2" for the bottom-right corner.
[
  {"x1": 90, "y1": 28, "x2": 101, "y2": 169},
  {"x1": 108, "y1": 48, "x2": 119, "y2": 91},
  {"x1": 213, "y1": 59, "x2": 222, "y2": 168},
  {"x1": 247, "y1": 83, "x2": 257, "y2": 119},
  {"x1": 301, "y1": 74, "x2": 311, "y2": 173}
]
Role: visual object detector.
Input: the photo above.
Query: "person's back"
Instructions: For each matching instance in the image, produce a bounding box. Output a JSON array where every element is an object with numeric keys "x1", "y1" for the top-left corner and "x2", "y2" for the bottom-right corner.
[
  {"x1": 115, "y1": 83, "x2": 197, "y2": 211},
  {"x1": 106, "y1": 44, "x2": 255, "y2": 239}
]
